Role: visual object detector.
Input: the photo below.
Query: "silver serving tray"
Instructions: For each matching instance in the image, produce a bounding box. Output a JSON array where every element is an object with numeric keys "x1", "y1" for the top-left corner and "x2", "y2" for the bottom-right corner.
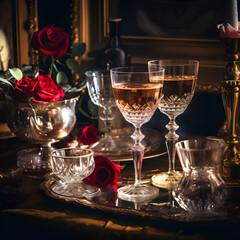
[{"x1": 41, "y1": 174, "x2": 234, "y2": 223}]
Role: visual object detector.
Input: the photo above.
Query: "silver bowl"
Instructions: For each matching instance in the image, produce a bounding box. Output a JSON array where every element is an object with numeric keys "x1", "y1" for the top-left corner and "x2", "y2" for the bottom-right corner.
[{"x1": 4, "y1": 97, "x2": 78, "y2": 177}]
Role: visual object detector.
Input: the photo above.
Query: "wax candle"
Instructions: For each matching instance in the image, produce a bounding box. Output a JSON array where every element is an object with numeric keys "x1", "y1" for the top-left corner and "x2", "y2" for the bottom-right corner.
[{"x1": 224, "y1": 0, "x2": 238, "y2": 30}]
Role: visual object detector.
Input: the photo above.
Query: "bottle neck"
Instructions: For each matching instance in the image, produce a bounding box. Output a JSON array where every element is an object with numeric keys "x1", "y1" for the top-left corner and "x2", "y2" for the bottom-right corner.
[
  {"x1": 108, "y1": 21, "x2": 121, "y2": 47},
  {"x1": 108, "y1": 35, "x2": 120, "y2": 47},
  {"x1": 109, "y1": 21, "x2": 120, "y2": 37}
]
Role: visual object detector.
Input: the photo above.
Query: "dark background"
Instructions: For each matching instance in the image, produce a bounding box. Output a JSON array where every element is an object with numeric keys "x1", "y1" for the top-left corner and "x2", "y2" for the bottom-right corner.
[{"x1": 36, "y1": 0, "x2": 227, "y2": 137}]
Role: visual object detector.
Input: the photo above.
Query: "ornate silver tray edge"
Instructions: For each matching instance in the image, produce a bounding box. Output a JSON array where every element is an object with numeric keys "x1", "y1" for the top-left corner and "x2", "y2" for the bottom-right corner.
[{"x1": 40, "y1": 178, "x2": 232, "y2": 223}]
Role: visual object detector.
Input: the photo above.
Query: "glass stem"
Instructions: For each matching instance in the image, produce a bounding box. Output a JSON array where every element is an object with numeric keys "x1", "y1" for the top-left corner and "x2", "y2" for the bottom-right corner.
[
  {"x1": 101, "y1": 108, "x2": 114, "y2": 139},
  {"x1": 131, "y1": 126, "x2": 145, "y2": 186},
  {"x1": 165, "y1": 117, "x2": 179, "y2": 173},
  {"x1": 104, "y1": 119, "x2": 111, "y2": 138}
]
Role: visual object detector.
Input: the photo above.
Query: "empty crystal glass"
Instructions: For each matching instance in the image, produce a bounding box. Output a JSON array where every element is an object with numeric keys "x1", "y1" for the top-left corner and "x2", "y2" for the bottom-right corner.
[
  {"x1": 50, "y1": 148, "x2": 100, "y2": 197},
  {"x1": 172, "y1": 138, "x2": 228, "y2": 214},
  {"x1": 85, "y1": 70, "x2": 130, "y2": 156}
]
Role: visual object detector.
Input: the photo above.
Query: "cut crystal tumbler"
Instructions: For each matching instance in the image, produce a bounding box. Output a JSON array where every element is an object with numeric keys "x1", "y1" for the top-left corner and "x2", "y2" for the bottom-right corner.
[{"x1": 173, "y1": 138, "x2": 228, "y2": 214}]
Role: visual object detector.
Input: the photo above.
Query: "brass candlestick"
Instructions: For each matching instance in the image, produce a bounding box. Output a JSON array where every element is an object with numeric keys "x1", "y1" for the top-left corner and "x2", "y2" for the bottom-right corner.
[
  {"x1": 221, "y1": 80, "x2": 240, "y2": 186},
  {"x1": 220, "y1": 38, "x2": 240, "y2": 186},
  {"x1": 221, "y1": 38, "x2": 240, "y2": 80}
]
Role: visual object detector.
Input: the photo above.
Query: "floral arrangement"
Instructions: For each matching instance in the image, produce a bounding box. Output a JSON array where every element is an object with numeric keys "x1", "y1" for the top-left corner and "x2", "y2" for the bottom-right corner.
[
  {"x1": 0, "y1": 24, "x2": 122, "y2": 194},
  {"x1": 0, "y1": 24, "x2": 88, "y2": 103},
  {"x1": 7, "y1": 74, "x2": 64, "y2": 103}
]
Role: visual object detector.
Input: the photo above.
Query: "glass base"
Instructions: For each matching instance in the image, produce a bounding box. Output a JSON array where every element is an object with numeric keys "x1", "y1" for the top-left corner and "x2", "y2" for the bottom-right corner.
[
  {"x1": 51, "y1": 180, "x2": 100, "y2": 198},
  {"x1": 90, "y1": 136, "x2": 131, "y2": 157},
  {"x1": 152, "y1": 171, "x2": 182, "y2": 190},
  {"x1": 17, "y1": 148, "x2": 52, "y2": 178},
  {"x1": 117, "y1": 184, "x2": 159, "y2": 202}
]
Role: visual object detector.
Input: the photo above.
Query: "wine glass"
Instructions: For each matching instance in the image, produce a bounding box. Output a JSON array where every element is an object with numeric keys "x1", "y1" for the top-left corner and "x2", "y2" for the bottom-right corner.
[
  {"x1": 110, "y1": 66, "x2": 165, "y2": 201},
  {"x1": 148, "y1": 60, "x2": 199, "y2": 189},
  {"x1": 85, "y1": 70, "x2": 130, "y2": 155}
]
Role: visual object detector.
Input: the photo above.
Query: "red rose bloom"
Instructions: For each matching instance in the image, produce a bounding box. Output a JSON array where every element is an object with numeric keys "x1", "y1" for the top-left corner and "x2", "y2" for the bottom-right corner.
[
  {"x1": 32, "y1": 75, "x2": 64, "y2": 103},
  {"x1": 83, "y1": 156, "x2": 121, "y2": 188},
  {"x1": 78, "y1": 126, "x2": 98, "y2": 145},
  {"x1": 11, "y1": 76, "x2": 36, "y2": 101},
  {"x1": 31, "y1": 24, "x2": 69, "y2": 60}
]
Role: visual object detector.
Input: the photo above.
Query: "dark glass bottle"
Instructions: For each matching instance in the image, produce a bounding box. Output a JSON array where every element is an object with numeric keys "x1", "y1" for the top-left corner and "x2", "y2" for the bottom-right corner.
[{"x1": 97, "y1": 17, "x2": 131, "y2": 70}]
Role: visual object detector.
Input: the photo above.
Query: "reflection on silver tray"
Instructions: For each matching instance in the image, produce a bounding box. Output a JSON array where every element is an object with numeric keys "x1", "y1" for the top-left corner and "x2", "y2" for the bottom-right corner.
[
  {"x1": 103, "y1": 127, "x2": 163, "y2": 162},
  {"x1": 41, "y1": 175, "x2": 234, "y2": 223}
]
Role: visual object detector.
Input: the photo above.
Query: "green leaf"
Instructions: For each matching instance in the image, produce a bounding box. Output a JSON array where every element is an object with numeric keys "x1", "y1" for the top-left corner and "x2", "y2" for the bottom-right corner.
[
  {"x1": 0, "y1": 77, "x2": 14, "y2": 88},
  {"x1": 56, "y1": 59, "x2": 64, "y2": 66},
  {"x1": 9, "y1": 68, "x2": 23, "y2": 80},
  {"x1": 56, "y1": 71, "x2": 69, "y2": 85},
  {"x1": 66, "y1": 58, "x2": 81, "y2": 73},
  {"x1": 72, "y1": 42, "x2": 86, "y2": 57}
]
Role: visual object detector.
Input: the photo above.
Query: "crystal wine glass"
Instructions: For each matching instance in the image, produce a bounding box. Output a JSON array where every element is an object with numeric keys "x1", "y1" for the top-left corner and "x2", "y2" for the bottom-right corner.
[
  {"x1": 50, "y1": 148, "x2": 100, "y2": 197},
  {"x1": 110, "y1": 66, "x2": 165, "y2": 201},
  {"x1": 85, "y1": 70, "x2": 130, "y2": 156},
  {"x1": 148, "y1": 60, "x2": 199, "y2": 189}
]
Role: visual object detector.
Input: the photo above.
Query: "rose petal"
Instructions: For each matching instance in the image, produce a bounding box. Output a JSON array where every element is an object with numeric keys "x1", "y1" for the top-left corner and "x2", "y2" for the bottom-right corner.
[{"x1": 218, "y1": 23, "x2": 240, "y2": 38}]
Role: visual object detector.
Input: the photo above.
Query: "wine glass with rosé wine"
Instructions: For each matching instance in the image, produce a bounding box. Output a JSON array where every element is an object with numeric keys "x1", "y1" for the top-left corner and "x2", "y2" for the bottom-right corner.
[
  {"x1": 110, "y1": 66, "x2": 165, "y2": 201},
  {"x1": 148, "y1": 59, "x2": 199, "y2": 189}
]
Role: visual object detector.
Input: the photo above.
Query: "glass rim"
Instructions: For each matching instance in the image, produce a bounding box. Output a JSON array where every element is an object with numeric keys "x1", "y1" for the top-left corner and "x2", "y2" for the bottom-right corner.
[
  {"x1": 51, "y1": 148, "x2": 94, "y2": 158},
  {"x1": 175, "y1": 138, "x2": 226, "y2": 151},
  {"x1": 85, "y1": 69, "x2": 110, "y2": 77},
  {"x1": 110, "y1": 66, "x2": 165, "y2": 74},
  {"x1": 148, "y1": 59, "x2": 199, "y2": 66}
]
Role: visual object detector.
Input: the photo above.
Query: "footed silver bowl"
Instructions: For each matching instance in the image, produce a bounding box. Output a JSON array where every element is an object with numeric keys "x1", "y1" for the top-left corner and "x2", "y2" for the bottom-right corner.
[{"x1": 5, "y1": 96, "x2": 78, "y2": 177}]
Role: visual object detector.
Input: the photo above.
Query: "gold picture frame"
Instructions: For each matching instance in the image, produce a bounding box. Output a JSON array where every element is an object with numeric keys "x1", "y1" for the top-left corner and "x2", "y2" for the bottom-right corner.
[
  {"x1": 0, "y1": 0, "x2": 38, "y2": 139},
  {"x1": 14, "y1": 0, "x2": 38, "y2": 68}
]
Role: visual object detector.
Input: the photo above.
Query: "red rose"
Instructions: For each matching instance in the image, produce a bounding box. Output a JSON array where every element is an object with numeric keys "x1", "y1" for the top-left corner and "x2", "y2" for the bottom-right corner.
[
  {"x1": 32, "y1": 75, "x2": 64, "y2": 103},
  {"x1": 11, "y1": 76, "x2": 37, "y2": 101},
  {"x1": 78, "y1": 126, "x2": 98, "y2": 145},
  {"x1": 83, "y1": 156, "x2": 121, "y2": 188},
  {"x1": 31, "y1": 24, "x2": 69, "y2": 60}
]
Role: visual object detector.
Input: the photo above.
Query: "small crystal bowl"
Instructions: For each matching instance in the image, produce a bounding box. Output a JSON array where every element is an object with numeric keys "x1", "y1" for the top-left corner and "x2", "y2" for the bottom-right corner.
[{"x1": 50, "y1": 148, "x2": 100, "y2": 198}]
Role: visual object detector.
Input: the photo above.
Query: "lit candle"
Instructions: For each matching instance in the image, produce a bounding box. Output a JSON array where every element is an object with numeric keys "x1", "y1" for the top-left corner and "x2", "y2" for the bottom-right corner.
[{"x1": 224, "y1": 0, "x2": 239, "y2": 30}]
